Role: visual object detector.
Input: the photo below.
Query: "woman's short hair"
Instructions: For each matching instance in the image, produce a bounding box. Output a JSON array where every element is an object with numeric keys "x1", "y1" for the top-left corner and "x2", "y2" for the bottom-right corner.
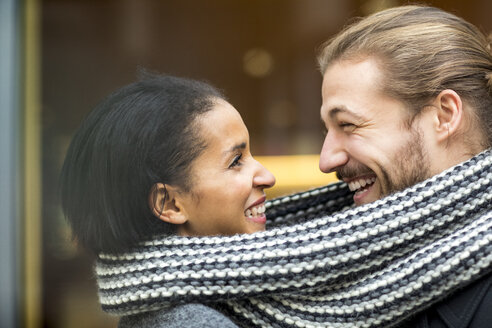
[
  {"x1": 59, "y1": 74, "x2": 225, "y2": 254},
  {"x1": 318, "y1": 5, "x2": 492, "y2": 148}
]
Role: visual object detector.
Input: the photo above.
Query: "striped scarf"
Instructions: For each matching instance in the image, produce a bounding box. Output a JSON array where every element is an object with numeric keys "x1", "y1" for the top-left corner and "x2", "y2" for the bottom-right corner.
[{"x1": 96, "y1": 149, "x2": 492, "y2": 327}]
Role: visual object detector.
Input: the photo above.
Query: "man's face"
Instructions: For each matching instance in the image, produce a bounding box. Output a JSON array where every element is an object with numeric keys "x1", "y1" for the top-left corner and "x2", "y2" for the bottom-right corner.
[{"x1": 319, "y1": 58, "x2": 432, "y2": 206}]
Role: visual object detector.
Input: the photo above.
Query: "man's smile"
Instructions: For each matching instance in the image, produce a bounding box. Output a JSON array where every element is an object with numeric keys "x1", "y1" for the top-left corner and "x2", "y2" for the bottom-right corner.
[
  {"x1": 342, "y1": 175, "x2": 377, "y2": 205},
  {"x1": 346, "y1": 176, "x2": 376, "y2": 193}
]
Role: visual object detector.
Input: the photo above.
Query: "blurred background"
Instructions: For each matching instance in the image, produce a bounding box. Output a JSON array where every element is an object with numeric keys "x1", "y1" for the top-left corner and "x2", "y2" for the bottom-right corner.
[{"x1": 1, "y1": 0, "x2": 491, "y2": 327}]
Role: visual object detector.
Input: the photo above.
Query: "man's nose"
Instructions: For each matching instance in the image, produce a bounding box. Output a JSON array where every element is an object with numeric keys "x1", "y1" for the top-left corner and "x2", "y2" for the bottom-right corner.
[{"x1": 319, "y1": 132, "x2": 349, "y2": 173}]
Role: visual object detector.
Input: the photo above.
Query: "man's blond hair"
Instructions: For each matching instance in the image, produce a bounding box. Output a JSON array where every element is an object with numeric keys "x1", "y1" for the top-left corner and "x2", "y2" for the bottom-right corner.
[{"x1": 318, "y1": 5, "x2": 492, "y2": 148}]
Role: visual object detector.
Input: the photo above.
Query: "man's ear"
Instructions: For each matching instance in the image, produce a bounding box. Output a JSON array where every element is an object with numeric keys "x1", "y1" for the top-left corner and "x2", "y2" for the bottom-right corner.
[
  {"x1": 432, "y1": 89, "x2": 463, "y2": 142},
  {"x1": 148, "y1": 183, "x2": 188, "y2": 225}
]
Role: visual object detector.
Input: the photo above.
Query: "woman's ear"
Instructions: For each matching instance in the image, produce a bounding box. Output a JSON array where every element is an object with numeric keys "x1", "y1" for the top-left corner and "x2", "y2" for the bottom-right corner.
[
  {"x1": 433, "y1": 89, "x2": 463, "y2": 142},
  {"x1": 148, "y1": 183, "x2": 188, "y2": 225}
]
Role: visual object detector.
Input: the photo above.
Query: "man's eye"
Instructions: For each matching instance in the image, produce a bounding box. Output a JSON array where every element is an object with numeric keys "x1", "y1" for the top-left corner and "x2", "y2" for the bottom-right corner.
[
  {"x1": 339, "y1": 122, "x2": 356, "y2": 129},
  {"x1": 229, "y1": 154, "x2": 243, "y2": 168}
]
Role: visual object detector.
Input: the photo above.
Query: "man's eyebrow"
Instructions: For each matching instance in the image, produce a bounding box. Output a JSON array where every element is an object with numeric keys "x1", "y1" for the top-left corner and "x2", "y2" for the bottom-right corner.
[{"x1": 327, "y1": 106, "x2": 365, "y2": 121}]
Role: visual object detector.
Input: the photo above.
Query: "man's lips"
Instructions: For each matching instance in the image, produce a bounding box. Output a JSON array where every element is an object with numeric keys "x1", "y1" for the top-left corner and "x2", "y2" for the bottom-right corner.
[
  {"x1": 343, "y1": 175, "x2": 377, "y2": 192},
  {"x1": 342, "y1": 174, "x2": 378, "y2": 205}
]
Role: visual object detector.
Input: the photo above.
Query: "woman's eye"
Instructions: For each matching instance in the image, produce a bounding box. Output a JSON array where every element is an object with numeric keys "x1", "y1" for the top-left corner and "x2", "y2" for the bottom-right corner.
[{"x1": 229, "y1": 154, "x2": 243, "y2": 168}]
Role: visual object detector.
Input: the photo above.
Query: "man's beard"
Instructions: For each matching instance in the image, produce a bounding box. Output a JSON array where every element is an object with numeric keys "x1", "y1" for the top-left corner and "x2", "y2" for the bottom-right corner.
[
  {"x1": 337, "y1": 128, "x2": 431, "y2": 198},
  {"x1": 382, "y1": 128, "x2": 430, "y2": 196}
]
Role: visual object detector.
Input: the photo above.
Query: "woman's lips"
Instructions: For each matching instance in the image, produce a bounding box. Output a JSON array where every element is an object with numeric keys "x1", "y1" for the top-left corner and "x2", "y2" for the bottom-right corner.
[
  {"x1": 246, "y1": 213, "x2": 266, "y2": 224},
  {"x1": 247, "y1": 195, "x2": 266, "y2": 209},
  {"x1": 245, "y1": 196, "x2": 267, "y2": 224}
]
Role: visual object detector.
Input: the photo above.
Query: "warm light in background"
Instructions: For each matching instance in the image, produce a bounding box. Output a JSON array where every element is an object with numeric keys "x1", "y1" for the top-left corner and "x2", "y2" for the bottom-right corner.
[
  {"x1": 242, "y1": 48, "x2": 274, "y2": 78},
  {"x1": 257, "y1": 154, "x2": 338, "y2": 198}
]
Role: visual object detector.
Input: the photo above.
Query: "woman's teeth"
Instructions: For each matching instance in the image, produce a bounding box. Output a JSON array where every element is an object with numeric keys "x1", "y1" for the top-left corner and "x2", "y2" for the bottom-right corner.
[
  {"x1": 245, "y1": 204, "x2": 266, "y2": 218},
  {"x1": 348, "y1": 177, "x2": 376, "y2": 192}
]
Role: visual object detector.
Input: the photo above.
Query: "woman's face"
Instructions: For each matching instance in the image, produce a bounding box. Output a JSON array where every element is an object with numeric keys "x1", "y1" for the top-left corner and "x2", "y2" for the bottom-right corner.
[{"x1": 176, "y1": 99, "x2": 276, "y2": 236}]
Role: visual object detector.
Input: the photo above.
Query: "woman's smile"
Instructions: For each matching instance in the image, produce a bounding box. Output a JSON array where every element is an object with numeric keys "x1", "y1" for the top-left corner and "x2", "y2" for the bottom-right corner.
[{"x1": 245, "y1": 195, "x2": 267, "y2": 224}]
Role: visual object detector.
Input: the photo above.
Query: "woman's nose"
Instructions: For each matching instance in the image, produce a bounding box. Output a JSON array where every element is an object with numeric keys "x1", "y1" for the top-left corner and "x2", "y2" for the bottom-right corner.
[
  {"x1": 319, "y1": 132, "x2": 349, "y2": 173},
  {"x1": 253, "y1": 160, "x2": 276, "y2": 189}
]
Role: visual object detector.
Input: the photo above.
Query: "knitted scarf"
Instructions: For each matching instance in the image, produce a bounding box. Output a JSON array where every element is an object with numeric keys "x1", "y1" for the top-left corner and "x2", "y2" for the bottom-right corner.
[{"x1": 96, "y1": 149, "x2": 492, "y2": 327}]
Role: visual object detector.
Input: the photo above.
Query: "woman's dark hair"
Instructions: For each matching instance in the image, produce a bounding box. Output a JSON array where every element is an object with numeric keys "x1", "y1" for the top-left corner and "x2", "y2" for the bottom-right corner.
[{"x1": 59, "y1": 74, "x2": 225, "y2": 254}]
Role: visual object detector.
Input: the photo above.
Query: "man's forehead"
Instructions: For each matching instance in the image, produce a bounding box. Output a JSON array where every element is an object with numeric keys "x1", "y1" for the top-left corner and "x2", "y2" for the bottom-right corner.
[
  {"x1": 321, "y1": 61, "x2": 382, "y2": 112},
  {"x1": 321, "y1": 57, "x2": 385, "y2": 95}
]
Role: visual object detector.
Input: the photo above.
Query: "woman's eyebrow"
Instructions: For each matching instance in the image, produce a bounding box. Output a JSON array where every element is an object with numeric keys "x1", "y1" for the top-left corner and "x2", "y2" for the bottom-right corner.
[{"x1": 223, "y1": 142, "x2": 246, "y2": 155}]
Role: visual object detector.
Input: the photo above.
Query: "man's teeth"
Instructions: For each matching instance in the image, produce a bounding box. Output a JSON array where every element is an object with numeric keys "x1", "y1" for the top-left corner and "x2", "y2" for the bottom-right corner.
[
  {"x1": 348, "y1": 177, "x2": 376, "y2": 192},
  {"x1": 245, "y1": 204, "x2": 266, "y2": 218}
]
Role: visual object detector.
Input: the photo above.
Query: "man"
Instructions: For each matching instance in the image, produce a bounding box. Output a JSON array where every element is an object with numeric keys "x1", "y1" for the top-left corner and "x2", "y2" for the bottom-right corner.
[
  {"x1": 96, "y1": 5, "x2": 492, "y2": 328},
  {"x1": 316, "y1": 5, "x2": 492, "y2": 326},
  {"x1": 317, "y1": 6, "x2": 490, "y2": 207}
]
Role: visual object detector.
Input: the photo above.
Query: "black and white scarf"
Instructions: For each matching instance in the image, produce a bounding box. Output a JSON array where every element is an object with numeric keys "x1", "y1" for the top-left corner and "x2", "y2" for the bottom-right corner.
[{"x1": 96, "y1": 149, "x2": 492, "y2": 327}]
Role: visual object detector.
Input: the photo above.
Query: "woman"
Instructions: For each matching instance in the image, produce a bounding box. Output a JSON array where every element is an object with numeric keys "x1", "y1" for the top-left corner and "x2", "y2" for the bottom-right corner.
[{"x1": 60, "y1": 74, "x2": 275, "y2": 327}]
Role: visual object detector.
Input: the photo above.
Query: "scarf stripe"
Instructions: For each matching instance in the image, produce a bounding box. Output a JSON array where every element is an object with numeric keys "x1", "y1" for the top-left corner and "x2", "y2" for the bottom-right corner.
[{"x1": 96, "y1": 149, "x2": 492, "y2": 327}]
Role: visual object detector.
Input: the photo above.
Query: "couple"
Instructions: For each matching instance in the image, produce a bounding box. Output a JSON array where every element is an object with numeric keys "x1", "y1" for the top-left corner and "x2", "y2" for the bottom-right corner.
[{"x1": 60, "y1": 5, "x2": 492, "y2": 328}]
